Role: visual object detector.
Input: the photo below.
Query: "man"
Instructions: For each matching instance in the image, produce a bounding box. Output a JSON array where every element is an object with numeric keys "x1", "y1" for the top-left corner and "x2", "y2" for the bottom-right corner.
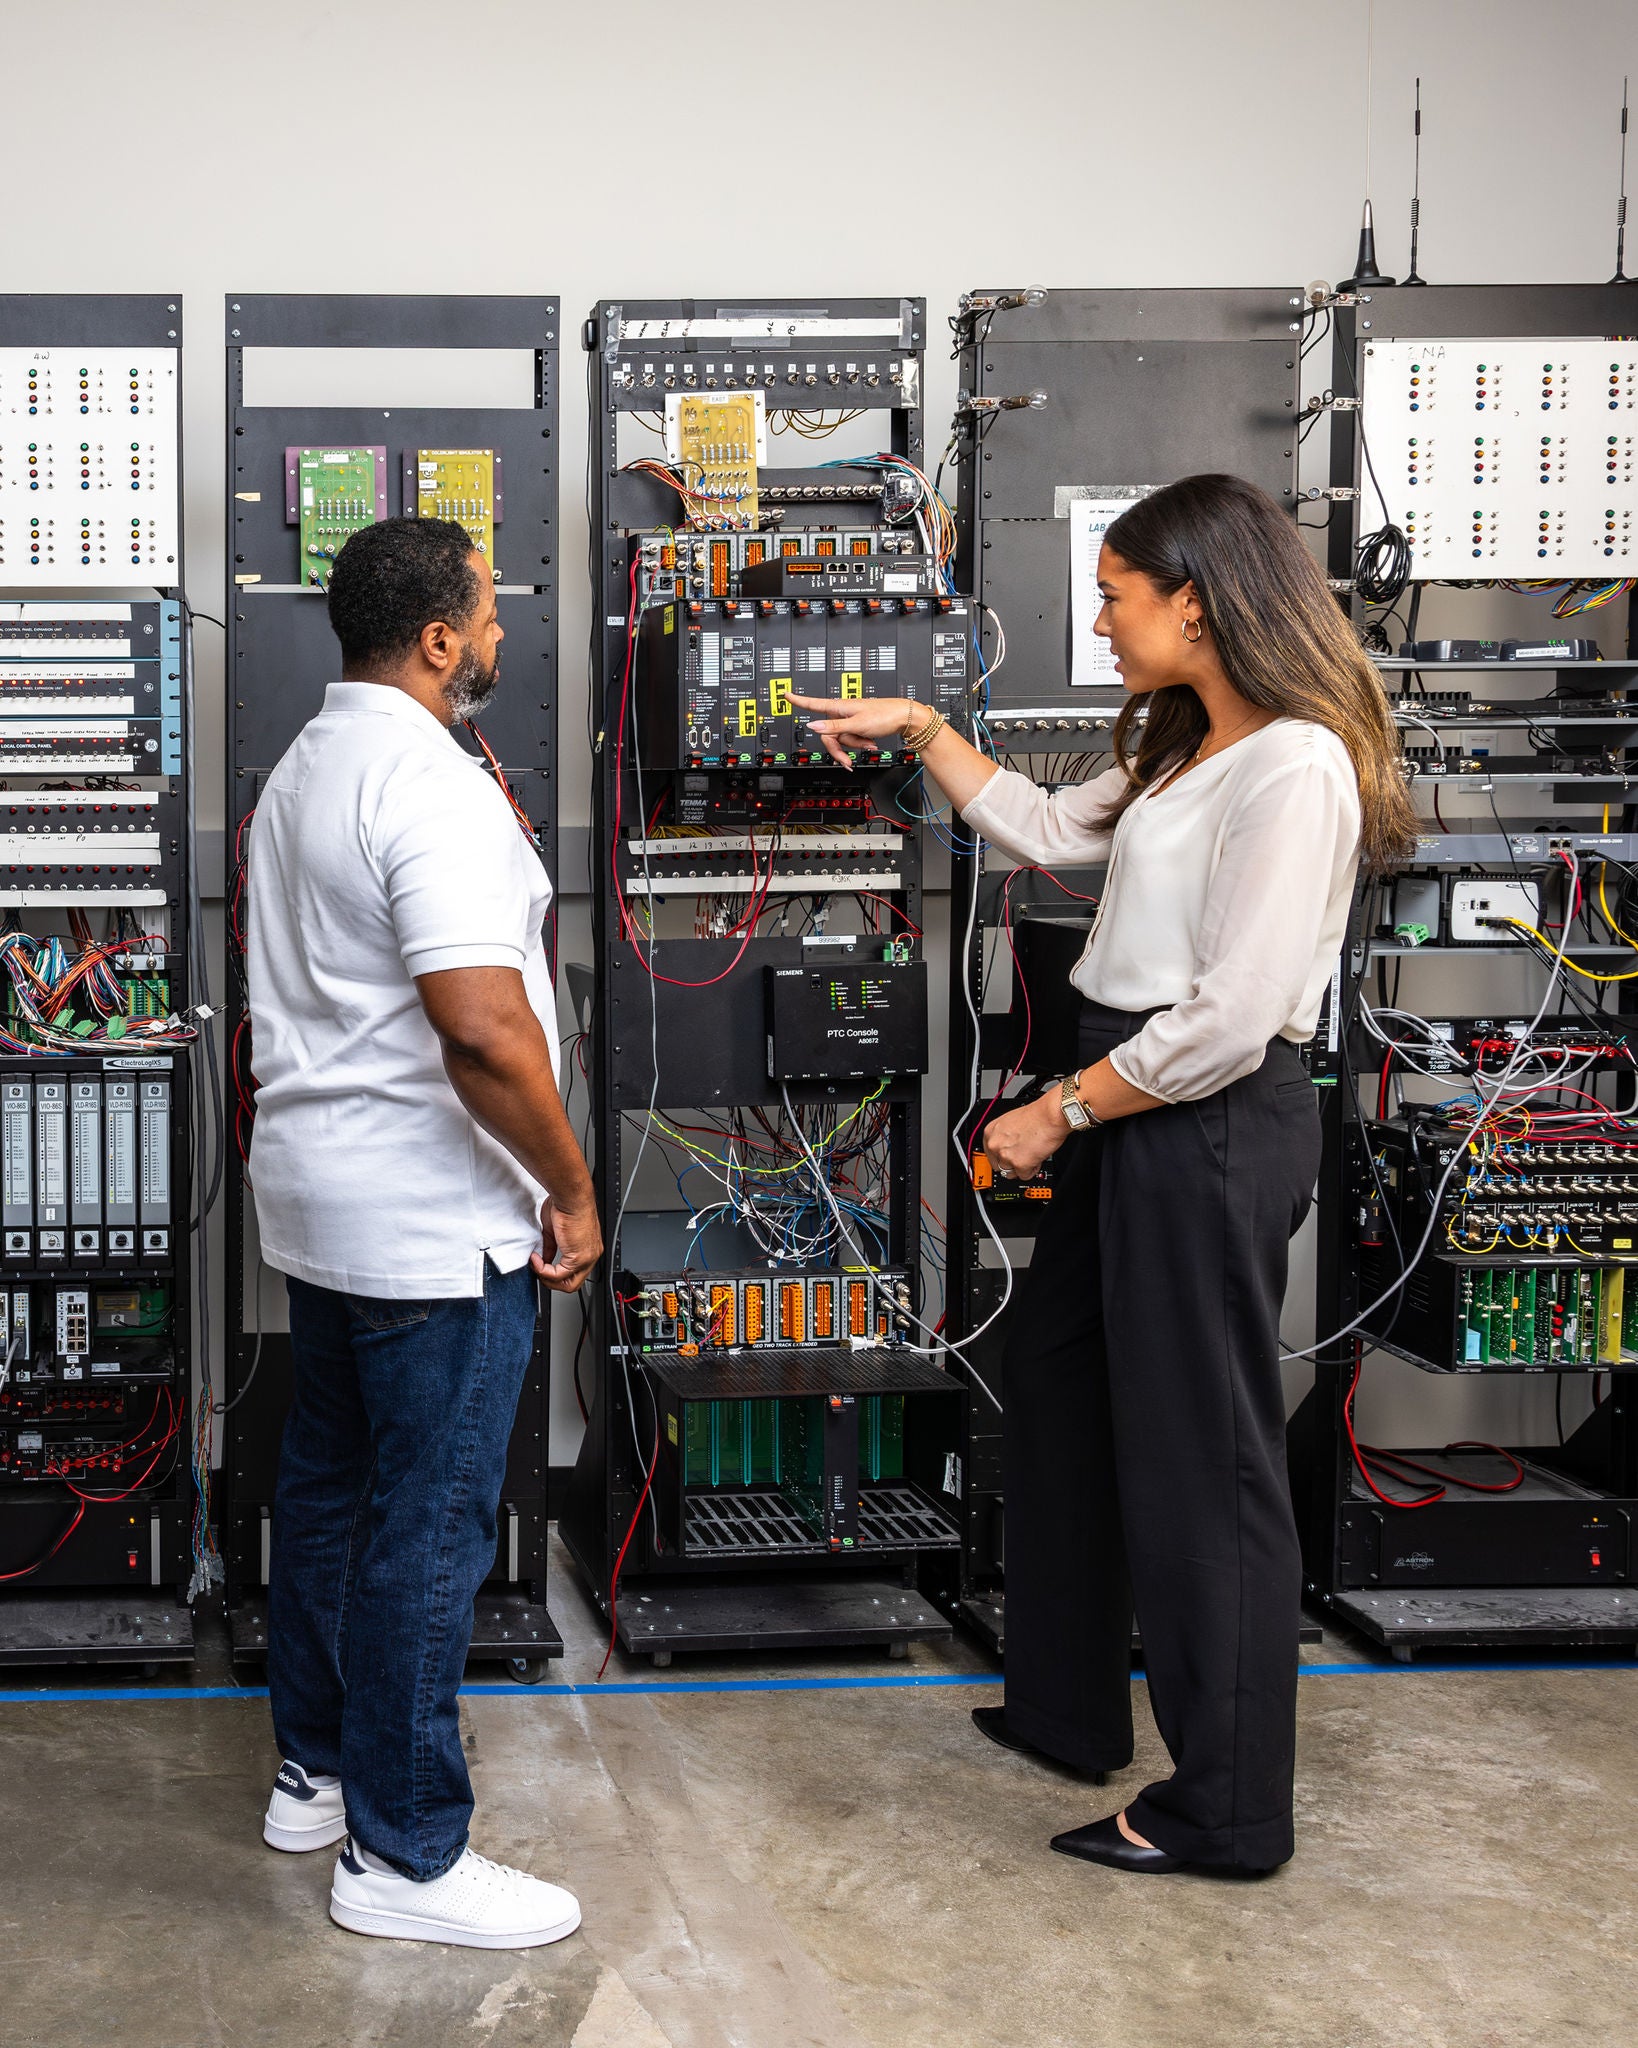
[{"x1": 247, "y1": 517, "x2": 600, "y2": 1948}]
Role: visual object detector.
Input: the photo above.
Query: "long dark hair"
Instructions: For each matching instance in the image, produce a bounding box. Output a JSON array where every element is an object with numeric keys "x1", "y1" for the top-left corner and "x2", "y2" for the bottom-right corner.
[{"x1": 1098, "y1": 474, "x2": 1415, "y2": 873}]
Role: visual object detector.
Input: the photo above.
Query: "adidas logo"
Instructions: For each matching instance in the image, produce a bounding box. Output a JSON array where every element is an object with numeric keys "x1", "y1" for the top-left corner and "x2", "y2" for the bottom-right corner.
[{"x1": 275, "y1": 1765, "x2": 312, "y2": 1800}]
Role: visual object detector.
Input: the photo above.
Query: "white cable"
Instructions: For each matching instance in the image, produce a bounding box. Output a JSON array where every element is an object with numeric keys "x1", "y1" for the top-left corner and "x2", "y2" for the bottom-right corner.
[{"x1": 1286, "y1": 853, "x2": 1584, "y2": 1361}]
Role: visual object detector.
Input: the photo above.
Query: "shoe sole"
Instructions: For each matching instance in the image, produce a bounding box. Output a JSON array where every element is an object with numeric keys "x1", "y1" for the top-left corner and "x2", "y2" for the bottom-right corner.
[
  {"x1": 264, "y1": 1814, "x2": 349, "y2": 1853},
  {"x1": 329, "y1": 1895, "x2": 582, "y2": 1949}
]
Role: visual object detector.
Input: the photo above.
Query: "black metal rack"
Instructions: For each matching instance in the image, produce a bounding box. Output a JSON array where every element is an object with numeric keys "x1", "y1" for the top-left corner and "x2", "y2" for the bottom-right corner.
[
  {"x1": 559, "y1": 295, "x2": 966, "y2": 1663},
  {"x1": 1294, "y1": 281, "x2": 1638, "y2": 1657},
  {"x1": 944, "y1": 286, "x2": 1302, "y2": 1652},
  {"x1": 0, "y1": 294, "x2": 196, "y2": 1669},
  {"x1": 220, "y1": 294, "x2": 563, "y2": 1675}
]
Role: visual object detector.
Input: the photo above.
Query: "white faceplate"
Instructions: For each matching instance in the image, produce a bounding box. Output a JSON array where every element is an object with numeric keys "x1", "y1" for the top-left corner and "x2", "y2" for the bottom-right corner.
[
  {"x1": 1358, "y1": 337, "x2": 1638, "y2": 579},
  {"x1": 0, "y1": 348, "x2": 181, "y2": 586}
]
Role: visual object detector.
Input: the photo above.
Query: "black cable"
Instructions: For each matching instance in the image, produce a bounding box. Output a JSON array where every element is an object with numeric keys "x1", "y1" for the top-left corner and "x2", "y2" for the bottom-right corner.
[
  {"x1": 1333, "y1": 322, "x2": 1412, "y2": 611},
  {"x1": 214, "y1": 1256, "x2": 264, "y2": 1417},
  {"x1": 1356, "y1": 524, "x2": 1413, "y2": 609},
  {"x1": 1343, "y1": 881, "x2": 1408, "y2": 1350}
]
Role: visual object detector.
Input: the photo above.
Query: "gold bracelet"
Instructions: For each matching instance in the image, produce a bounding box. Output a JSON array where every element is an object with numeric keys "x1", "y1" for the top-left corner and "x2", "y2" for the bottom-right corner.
[{"x1": 902, "y1": 708, "x2": 946, "y2": 754}]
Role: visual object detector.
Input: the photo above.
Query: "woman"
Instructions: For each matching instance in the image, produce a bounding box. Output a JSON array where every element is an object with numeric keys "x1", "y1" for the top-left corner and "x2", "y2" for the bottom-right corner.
[{"x1": 791, "y1": 473, "x2": 1413, "y2": 1876}]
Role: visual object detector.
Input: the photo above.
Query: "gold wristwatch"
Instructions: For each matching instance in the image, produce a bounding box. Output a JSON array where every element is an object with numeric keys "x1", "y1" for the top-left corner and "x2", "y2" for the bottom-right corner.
[{"x1": 1053, "y1": 1069, "x2": 1101, "y2": 1133}]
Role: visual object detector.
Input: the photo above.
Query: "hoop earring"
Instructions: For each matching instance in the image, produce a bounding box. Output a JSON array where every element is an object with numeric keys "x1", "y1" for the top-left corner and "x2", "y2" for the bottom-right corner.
[{"x1": 1181, "y1": 617, "x2": 1204, "y2": 643}]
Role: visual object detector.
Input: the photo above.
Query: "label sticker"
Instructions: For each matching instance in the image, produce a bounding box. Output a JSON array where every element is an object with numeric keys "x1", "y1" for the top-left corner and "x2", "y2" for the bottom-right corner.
[
  {"x1": 768, "y1": 676, "x2": 791, "y2": 716},
  {"x1": 738, "y1": 698, "x2": 759, "y2": 737},
  {"x1": 840, "y1": 672, "x2": 863, "y2": 701}
]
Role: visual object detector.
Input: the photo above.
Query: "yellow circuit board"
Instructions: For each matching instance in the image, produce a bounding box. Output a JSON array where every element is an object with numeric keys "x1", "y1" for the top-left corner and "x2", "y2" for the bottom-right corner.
[
  {"x1": 412, "y1": 448, "x2": 499, "y2": 571},
  {"x1": 673, "y1": 394, "x2": 759, "y2": 530}
]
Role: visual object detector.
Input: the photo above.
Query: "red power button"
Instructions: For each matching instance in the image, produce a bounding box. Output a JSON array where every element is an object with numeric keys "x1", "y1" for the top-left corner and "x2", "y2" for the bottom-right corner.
[{"x1": 1591, "y1": 1549, "x2": 1603, "y2": 1569}]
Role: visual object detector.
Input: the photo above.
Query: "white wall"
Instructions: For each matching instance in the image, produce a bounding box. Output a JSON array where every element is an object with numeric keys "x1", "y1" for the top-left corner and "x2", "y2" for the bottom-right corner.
[{"x1": 5, "y1": 0, "x2": 1637, "y2": 1463}]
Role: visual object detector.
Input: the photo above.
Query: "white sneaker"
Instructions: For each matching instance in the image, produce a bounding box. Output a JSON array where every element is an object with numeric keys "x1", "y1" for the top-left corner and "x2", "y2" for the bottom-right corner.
[
  {"x1": 263, "y1": 1759, "x2": 348, "y2": 1853},
  {"x1": 329, "y1": 1835, "x2": 582, "y2": 1950}
]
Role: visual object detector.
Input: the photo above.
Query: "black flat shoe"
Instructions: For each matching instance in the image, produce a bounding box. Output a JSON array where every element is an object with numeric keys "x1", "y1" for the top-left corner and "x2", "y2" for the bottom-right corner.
[
  {"x1": 971, "y1": 1708, "x2": 1108, "y2": 1784},
  {"x1": 1049, "y1": 1814, "x2": 1186, "y2": 1874}
]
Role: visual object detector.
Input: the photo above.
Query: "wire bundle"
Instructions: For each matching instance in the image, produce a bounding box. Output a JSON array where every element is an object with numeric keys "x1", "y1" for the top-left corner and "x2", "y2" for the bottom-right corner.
[{"x1": 0, "y1": 917, "x2": 193, "y2": 1055}]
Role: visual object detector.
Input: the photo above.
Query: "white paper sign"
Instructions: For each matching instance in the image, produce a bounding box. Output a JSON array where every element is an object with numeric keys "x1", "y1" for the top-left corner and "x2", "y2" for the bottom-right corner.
[{"x1": 1069, "y1": 494, "x2": 1139, "y2": 686}]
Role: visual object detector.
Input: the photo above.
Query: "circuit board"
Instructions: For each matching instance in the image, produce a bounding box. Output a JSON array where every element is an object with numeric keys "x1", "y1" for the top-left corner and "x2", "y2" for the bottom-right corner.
[
  {"x1": 284, "y1": 445, "x2": 387, "y2": 587},
  {"x1": 407, "y1": 447, "x2": 501, "y2": 573},
  {"x1": 665, "y1": 393, "x2": 763, "y2": 530}
]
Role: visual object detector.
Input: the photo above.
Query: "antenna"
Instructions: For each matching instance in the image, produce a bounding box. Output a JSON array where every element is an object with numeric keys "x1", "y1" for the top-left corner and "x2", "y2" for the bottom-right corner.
[
  {"x1": 1403, "y1": 78, "x2": 1426, "y2": 286},
  {"x1": 1614, "y1": 76, "x2": 1632, "y2": 285},
  {"x1": 1341, "y1": 201, "x2": 1396, "y2": 292},
  {"x1": 1340, "y1": 3, "x2": 1396, "y2": 291}
]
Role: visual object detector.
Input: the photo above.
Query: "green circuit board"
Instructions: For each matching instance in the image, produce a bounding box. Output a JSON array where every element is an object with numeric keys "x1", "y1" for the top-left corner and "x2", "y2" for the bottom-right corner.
[{"x1": 289, "y1": 445, "x2": 383, "y2": 588}]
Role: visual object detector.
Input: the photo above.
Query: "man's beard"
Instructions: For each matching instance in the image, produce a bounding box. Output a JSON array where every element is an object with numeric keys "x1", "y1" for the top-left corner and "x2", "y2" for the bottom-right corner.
[{"x1": 442, "y1": 645, "x2": 500, "y2": 720}]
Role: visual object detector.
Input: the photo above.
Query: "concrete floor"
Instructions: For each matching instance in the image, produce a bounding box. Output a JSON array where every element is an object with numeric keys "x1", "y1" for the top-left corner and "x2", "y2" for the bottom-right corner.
[{"x1": 2, "y1": 1545, "x2": 1635, "y2": 2048}]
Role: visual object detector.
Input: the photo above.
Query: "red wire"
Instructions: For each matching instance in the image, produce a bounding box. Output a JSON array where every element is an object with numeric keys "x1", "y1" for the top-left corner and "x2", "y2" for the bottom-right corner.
[
  {"x1": 464, "y1": 718, "x2": 537, "y2": 844},
  {"x1": 1025, "y1": 869, "x2": 1100, "y2": 906},
  {"x1": 1344, "y1": 1352, "x2": 1445, "y2": 1507},
  {"x1": 1356, "y1": 1439, "x2": 1526, "y2": 1495},
  {"x1": 853, "y1": 891, "x2": 922, "y2": 937},
  {"x1": 65, "y1": 1390, "x2": 182, "y2": 1501},
  {"x1": 629, "y1": 832, "x2": 775, "y2": 987},
  {"x1": 597, "y1": 1416, "x2": 661, "y2": 1682},
  {"x1": 0, "y1": 1499, "x2": 87, "y2": 1580},
  {"x1": 1345, "y1": 1352, "x2": 1528, "y2": 1505}
]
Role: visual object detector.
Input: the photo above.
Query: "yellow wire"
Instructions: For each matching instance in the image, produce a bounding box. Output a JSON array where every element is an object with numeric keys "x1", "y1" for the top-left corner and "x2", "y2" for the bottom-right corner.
[
  {"x1": 643, "y1": 1081, "x2": 889, "y2": 1178},
  {"x1": 1599, "y1": 865, "x2": 1638, "y2": 950},
  {"x1": 1503, "y1": 917, "x2": 1638, "y2": 981}
]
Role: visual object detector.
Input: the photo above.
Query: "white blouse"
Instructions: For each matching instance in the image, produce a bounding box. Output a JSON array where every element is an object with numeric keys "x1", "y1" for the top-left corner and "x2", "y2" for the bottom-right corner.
[{"x1": 960, "y1": 717, "x2": 1362, "y2": 1103}]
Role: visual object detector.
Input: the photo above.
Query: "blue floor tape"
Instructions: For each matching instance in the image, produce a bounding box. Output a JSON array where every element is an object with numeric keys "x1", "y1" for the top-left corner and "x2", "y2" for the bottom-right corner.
[{"x1": 0, "y1": 1657, "x2": 1631, "y2": 1705}]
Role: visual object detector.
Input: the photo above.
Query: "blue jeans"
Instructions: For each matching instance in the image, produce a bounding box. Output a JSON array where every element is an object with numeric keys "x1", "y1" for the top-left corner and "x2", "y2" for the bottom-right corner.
[{"x1": 266, "y1": 1259, "x2": 537, "y2": 1879}]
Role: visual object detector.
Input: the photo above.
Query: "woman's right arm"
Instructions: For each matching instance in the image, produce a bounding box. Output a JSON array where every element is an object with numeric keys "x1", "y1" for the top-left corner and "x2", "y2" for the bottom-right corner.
[{"x1": 788, "y1": 692, "x2": 1121, "y2": 867}]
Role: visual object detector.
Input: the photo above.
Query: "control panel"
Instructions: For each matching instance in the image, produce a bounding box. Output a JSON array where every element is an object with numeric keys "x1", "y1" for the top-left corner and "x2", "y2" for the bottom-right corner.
[
  {"x1": 0, "y1": 348, "x2": 180, "y2": 585},
  {"x1": 1359, "y1": 337, "x2": 1638, "y2": 577}
]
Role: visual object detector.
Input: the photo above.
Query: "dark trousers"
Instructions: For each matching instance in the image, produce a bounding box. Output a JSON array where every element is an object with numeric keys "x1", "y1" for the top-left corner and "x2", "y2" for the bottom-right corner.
[
  {"x1": 266, "y1": 1258, "x2": 537, "y2": 1880},
  {"x1": 1001, "y1": 1001, "x2": 1321, "y2": 1870}
]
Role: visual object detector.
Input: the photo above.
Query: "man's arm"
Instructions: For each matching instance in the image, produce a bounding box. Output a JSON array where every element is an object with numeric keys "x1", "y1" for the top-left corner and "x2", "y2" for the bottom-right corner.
[{"x1": 415, "y1": 965, "x2": 601, "y2": 1293}]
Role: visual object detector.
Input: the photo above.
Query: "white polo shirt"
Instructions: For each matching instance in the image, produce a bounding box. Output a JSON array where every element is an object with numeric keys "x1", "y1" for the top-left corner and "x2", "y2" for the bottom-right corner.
[{"x1": 247, "y1": 681, "x2": 558, "y2": 1298}]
